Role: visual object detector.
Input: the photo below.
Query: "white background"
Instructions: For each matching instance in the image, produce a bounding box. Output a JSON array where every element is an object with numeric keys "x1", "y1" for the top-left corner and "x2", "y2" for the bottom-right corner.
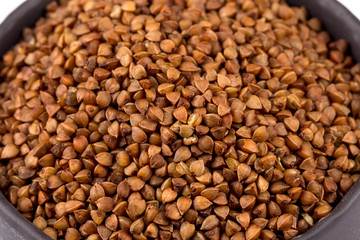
[
  {"x1": 338, "y1": 0, "x2": 360, "y2": 20},
  {"x1": 0, "y1": 0, "x2": 359, "y2": 25}
]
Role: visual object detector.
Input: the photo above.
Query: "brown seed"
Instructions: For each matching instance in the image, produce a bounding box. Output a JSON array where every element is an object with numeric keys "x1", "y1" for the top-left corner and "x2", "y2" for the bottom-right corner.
[
  {"x1": 73, "y1": 209, "x2": 89, "y2": 225},
  {"x1": 165, "y1": 203, "x2": 182, "y2": 220},
  {"x1": 148, "y1": 106, "x2": 164, "y2": 122},
  {"x1": 1, "y1": 144, "x2": 19, "y2": 159},
  {"x1": 313, "y1": 204, "x2": 332, "y2": 221},
  {"x1": 98, "y1": 17, "x2": 114, "y2": 31},
  {"x1": 173, "y1": 106, "x2": 188, "y2": 123},
  {"x1": 180, "y1": 62, "x2": 201, "y2": 72},
  {"x1": 177, "y1": 197, "x2": 192, "y2": 215},
  {"x1": 237, "y1": 163, "x2": 251, "y2": 181},
  {"x1": 117, "y1": 180, "x2": 130, "y2": 198},
  {"x1": 65, "y1": 200, "x2": 85, "y2": 213},
  {"x1": 65, "y1": 228, "x2": 81, "y2": 240},
  {"x1": 90, "y1": 183, "x2": 105, "y2": 202},
  {"x1": 340, "y1": 178, "x2": 353, "y2": 193},
  {"x1": 145, "y1": 30, "x2": 162, "y2": 42},
  {"x1": 95, "y1": 197, "x2": 114, "y2": 212},
  {"x1": 54, "y1": 216, "x2": 69, "y2": 230},
  {"x1": 218, "y1": 103, "x2": 231, "y2": 117},
  {"x1": 131, "y1": 65, "x2": 147, "y2": 79},
  {"x1": 166, "y1": 91, "x2": 181, "y2": 105},
  {"x1": 214, "y1": 205, "x2": 230, "y2": 221},
  {"x1": 105, "y1": 214, "x2": 118, "y2": 231},
  {"x1": 43, "y1": 227, "x2": 57, "y2": 239},
  {"x1": 17, "y1": 197, "x2": 33, "y2": 212},
  {"x1": 194, "y1": 79, "x2": 209, "y2": 93},
  {"x1": 284, "y1": 116, "x2": 300, "y2": 132},
  {"x1": 188, "y1": 113, "x2": 203, "y2": 127},
  {"x1": 91, "y1": 210, "x2": 106, "y2": 225},
  {"x1": 217, "y1": 74, "x2": 231, "y2": 88},
  {"x1": 201, "y1": 215, "x2": 220, "y2": 230},
  {"x1": 286, "y1": 135, "x2": 303, "y2": 150},
  {"x1": 73, "y1": 136, "x2": 88, "y2": 153},
  {"x1": 115, "y1": 151, "x2": 130, "y2": 167},
  {"x1": 193, "y1": 196, "x2": 212, "y2": 210},
  {"x1": 160, "y1": 39, "x2": 176, "y2": 53},
  {"x1": 236, "y1": 212, "x2": 250, "y2": 230},
  {"x1": 74, "y1": 169, "x2": 92, "y2": 183},
  {"x1": 132, "y1": 127, "x2": 148, "y2": 143},
  {"x1": 47, "y1": 175, "x2": 64, "y2": 190},
  {"x1": 162, "y1": 188, "x2": 177, "y2": 203},
  {"x1": 127, "y1": 176, "x2": 145, "y2": 191},
  {"x1": 342, "y1": 131, "x2": 357, "y2": 144},
  {"x1": 180, "y1": 221, "x2": 196, "y2": 240},
  {"x1": 150, "y1": 153, "x2": 165, "y2": 168},
  {"x1": 167, "y1": 67, "x2": 181, "y2": 81},
  {"x1": 179, "y1": 124, "x2": 194, "y2": 138},
  {"x1": 96, "y1": 91, "x2": 111, "y2": 108},
  {"x1": 300, "y1": 191, "x2": 319, "y2": 205},
  {"x1": 240, "y1": 195, "x2": 256, "y2": 210},
  {"x1": 225, "y1": 219, "x2": 241, "y2": 236},
  {"x1": 174, "y1": 146, "x2": 191, "y2": 162},
  {"x1": 128, "y1": 199, "x2": 146, "y2": 218},
  {"x1": 245, "y1": 224, "x2": 262, "y2": 240},
  {"x1": 18, "y1": 167, "x2": 36, "y2": 179},
  {"x1": 257, "y1": 175, "x2": 269, "y2": 193},
  {"x1": 145, "y1": 223, "x2": 159, "y2": 238},
  {"x1": 198, "y1": 136, "x2": 214, "y2": 154},
  {"x1": 238, "y1": 139, "x2": 259, "y2": 153},
  {"x1": 129, "y1": 217, "x2": 144, "y2": 235},
  {"x1": 323, "y1": 177, "x2": 338, "y2": 193},
  {"x1": 203, "y1": 114, "x2": 221, "y2": 127},
  {"x1": 48, "y1": 64, "x2": 65, "y2": 79},
  {"x1": 158, "y1": 83, "x2": 175, "y2": 95},
  {"x1": 97, "y1": 225, "x2": 112, "y2": 240},
  {"x1": 121, "y1": 1, "x2": 136, "y2": 12},
  {"x1": 95, "y1": 152, "x2": 113, "y2": 167},
  {"x1": 189, "y1": 160, "x2": 205, "y2": 176},
  {"x1": 246, "y1": 95, "x2": 262, "y2": 110},
  {"x1": 277, "y1": 213, "x2": 294, "y2": 231},
  {"x1": 33, "y1": 216, "x2": 47, "y2": 230},
  {"x1": 281, "y1": 71, "x2": 297, "y2": 84},
  {"x1": 284, "y1": 169, "x2": 301, "y2": 187},
  {"x1": 315, "y1": 67, "x2": 330, "y2": 81}
]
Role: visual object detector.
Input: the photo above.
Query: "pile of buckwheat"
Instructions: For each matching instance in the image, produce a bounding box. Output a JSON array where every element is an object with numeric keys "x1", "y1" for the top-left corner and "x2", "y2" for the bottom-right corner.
[{"x1": 1, "y1": 0, "x2": 360, "y2": 239}]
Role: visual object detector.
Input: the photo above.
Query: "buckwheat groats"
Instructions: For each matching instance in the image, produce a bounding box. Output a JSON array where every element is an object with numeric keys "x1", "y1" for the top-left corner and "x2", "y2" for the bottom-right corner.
[{"x1": 1, "y1": 0, "x2": 360, "y2": 239}]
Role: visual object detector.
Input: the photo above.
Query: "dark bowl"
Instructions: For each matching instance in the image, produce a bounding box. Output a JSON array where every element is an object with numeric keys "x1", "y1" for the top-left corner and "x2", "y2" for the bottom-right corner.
[{"x1": 1, "y1": 0, "x2": 360, "y2": 239}]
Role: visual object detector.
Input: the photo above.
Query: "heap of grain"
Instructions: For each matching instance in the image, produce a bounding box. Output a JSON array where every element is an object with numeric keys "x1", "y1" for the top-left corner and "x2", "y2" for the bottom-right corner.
[{"x1": 1, "y1": 0, "x2": 360, "y2": 239}]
